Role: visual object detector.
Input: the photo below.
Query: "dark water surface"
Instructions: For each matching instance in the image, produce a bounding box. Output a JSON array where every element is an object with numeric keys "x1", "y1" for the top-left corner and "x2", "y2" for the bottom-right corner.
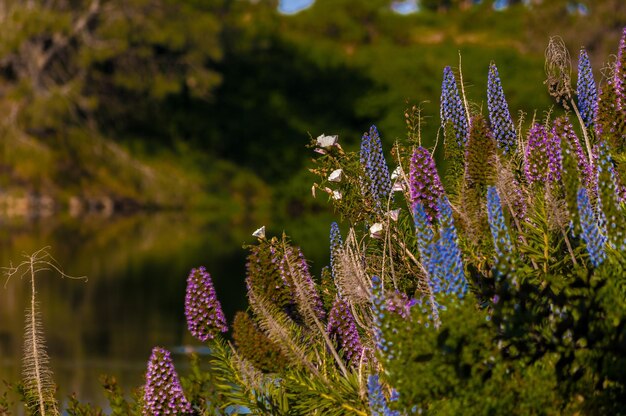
[{"x1": 0, "y1": 212, "x2": 261, "y2": 412}]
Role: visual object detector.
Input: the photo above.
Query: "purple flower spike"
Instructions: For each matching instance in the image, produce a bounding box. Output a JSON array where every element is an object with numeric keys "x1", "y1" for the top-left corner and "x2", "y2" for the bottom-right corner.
[
  {"x1": 409, "y1": 147, "x2": 444, "y2": 222},
  {"x1": 615, "y1": 27, "x2": 626, "y2": 113},
  {"x1": 577, "y1": 48, "x2": 598, "y2": 129},
  {"x1": 553, "y1": 117, "x2": 594, "y2": 189},
  {"x1": 360, "y1": 125, "x2": 393, "y2": 211},
  {"x1": 524, "y1": 123, "x2": 561, "y2": 185},
  {"x1": 441, "y1": 66, "x2": 469, "y2": 146},
  {"x1": 327, "y1": 296, "x2": 363, "y2": 367},
  {"x1": 487, "y1": 63, "x2": 517, "y2": 154},
  {"x1": 144, "y1": 347, "x2": 193, "y2": 415},
  {"x1": 185, "y1": 266, "x2": 228, "y2": 342}
]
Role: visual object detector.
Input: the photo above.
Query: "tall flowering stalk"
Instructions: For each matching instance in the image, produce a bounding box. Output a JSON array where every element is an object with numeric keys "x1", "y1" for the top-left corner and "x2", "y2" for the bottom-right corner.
[
  {"x1": 185, "y1": 266, "x2": 228, "y2": 342},
  {"x1": 371, "y1": 275, "x2": 389, "y2": 356},
  {"x1": 409, "y1": 147, "x2": 444, "y2": 222},
  {"x1": 436, "y1": 196, "x2": 466, "y2": 296},
  {"x1": 486, "y1": 187, "x2": 515, "y2": 268},
  {"x1": 577, "y1": 48, "x2": 598, "y2": 129},
  {"x1": 367, "y1": 374, "x2": 399, "y2": 416},
  {"x1": 279, "y1": 246, "x2": 326, "y2": 322},
  {"x1": 360, "y1": 125, "x2": 393, "y2": 211},
  {"x1": 327, "y1": 296, "x2": 364, "y2": 367},
  {"x1": 144, "y1": 347, "x2": 193, "y2": 415},
  {"x1": 553, "y1": 117, "x2": 594, "y2": 189},
  {"x1": 413, "y1": 204, "x2": 440, "y2": 324},
  {"x1": 441, "y1": 66, "x2": 469, "y2": 146},
  {"x1": 577, "y1": 187, "x2": 607, "y2": 267},
  {"x1": 329, "y1": 222, "x2": 343, "y2": 281},
  {"x1": 615, "y1": 27, "x2": 626, "y2": 113},
  {"x1": 487, "y1": 62, "x2": 517, "y2": 154},
  {"x1": 524, "y1": 123, "x2": 562, "y2": 185},
  {"x1": 595, "y1": 142, "x2": 626, "y2": 250}
]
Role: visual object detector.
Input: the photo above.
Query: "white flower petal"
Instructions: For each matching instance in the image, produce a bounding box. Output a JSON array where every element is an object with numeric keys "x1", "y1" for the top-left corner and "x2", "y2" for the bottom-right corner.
[
  {"x1": 391, "y1": 166, "x2": 404, "y2": 180},
  {"x1": 252, "y1": 226, "x2": 266, "y2": 239},
  {"x1": 316, "y1": 134, "x2": 339, "y2": 148},
  {"x1": 369, "y1": 223, "x2": 384, "y2": 239},
  {"x1": 392, "y1": 181, "x2": 405, "y2": 192},
  {"x1": 332, "y1": 190, "x2": 342, "y2": 200},
  {"x1": 328, "y1": 169, "x2": 343, "y2": 182},
  {"x1": 387, "y1": 208, "x2": 401, "y2": 222}
]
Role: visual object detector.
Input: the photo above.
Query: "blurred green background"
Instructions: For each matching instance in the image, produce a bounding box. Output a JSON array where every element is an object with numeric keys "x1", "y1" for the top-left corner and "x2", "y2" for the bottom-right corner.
[{"x1": 0, "y1": 0, "x2": 624, "y2": 410}]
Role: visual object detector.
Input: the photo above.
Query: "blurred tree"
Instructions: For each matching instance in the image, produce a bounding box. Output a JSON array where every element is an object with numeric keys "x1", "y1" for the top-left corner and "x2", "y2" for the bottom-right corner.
[
  {"x1": 525, "y1": 0, "x2": 626, "y2": 62},
  {"x1": 0, "y1": 0, "x2": 224, "y2": 139}
]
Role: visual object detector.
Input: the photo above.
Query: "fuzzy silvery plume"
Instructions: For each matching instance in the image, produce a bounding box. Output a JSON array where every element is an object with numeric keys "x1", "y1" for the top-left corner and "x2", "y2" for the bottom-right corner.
[
  {"x1": 329, "y1": 222, "x2": 343, "y2": 281},
  {"x1": 327, "y1": 296, "x2": 363, "y2": 367},
  {"x1": 279, "y1": 246, "x2": 326, "y2": 323},
  {"x1": 360, "y1": 125, "x2": 392, "y2": 210},
  {"x1": 487, "y1": 62, "x2": 517, "y2": 154},
  {"x1": 143, "y1": 347, "x2": 193, "y2": 415},
  {"x1": 486, "y1": 186, "x2": 514, "y2": 265},
  {"x1": 409, "y1": 147, "x2": 444, "y2": 222},
  {"x1": 524, "y1": 123, "x2": 562, "y2": 185},
  {"x1": 441, "y1": 66, "x2": 469, "y2": 146},
  {"x1": 185, "y1": 266, "x2": 228, "y2": 342},
  {"x1": 436, "y1": 196, "x2": 467, "y2": 296},
  {"x1": 577, "y1": 187, "x2": 607, "y2": 267},
  {"x1": 577, "y1": 48, "x2": 598, "y2": 129}
]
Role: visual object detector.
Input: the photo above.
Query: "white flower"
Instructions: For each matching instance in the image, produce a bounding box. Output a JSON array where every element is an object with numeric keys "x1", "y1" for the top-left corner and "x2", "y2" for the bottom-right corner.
[
  {"x1": 391, "y1": 166, "x2": 404, "y2": 180},
  {"x1": 369, "y1": 223, "x2": 384, "y2": 239},
  {"x1": 328, "y1": 169, "x2": 343, "y2": 182},
  {"x1": 316, "y1": 134, "x2": 339, "y2": 148},
  {"x1": 252, "y1": 226, "x2": 266, "y2": 239},
  {"x1": 332, "y1": 190, "x2": 342, "y2": 200},
  {"x1": 387, "y1": 208, "x2": 401, "y2": 222},
  {"x1": 392, "y1": 181, "x2": 405, "y2": 192}
]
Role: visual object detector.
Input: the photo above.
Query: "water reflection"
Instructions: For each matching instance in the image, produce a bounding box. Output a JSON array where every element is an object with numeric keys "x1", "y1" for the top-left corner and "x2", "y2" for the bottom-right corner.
[{"x1": 0, "y1": 212, "x2": 254, "y2": 411}]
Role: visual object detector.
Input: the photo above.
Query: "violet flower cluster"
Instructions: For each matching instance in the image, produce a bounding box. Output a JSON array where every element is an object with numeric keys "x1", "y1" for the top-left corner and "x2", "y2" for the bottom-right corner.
[
  {"x1": 360, "y1": 125, "x2": 392, "y2": 210},
  {"x1": 385, "y1": 291, "x2": 416, "y2": 320},
  {"x1": 577, "y1": 48, "x2": 598, "y2": 129},
  {"x1": 524, "y1": 123, "x2": 562, "y2": 185},
  {"x1": 441, "y1": 66, "x2": 469, "y2": 146},
  {"x1": 185, "y1": 266, "x2": 228, "y2": 342},
  {"x1": 409, "y1": 147, "x2": 444, "y2": 222},
  {"x1": 577, "y1": 187, "x2": 607, "y2": 267},
  {"x1": 327, "y1": 296, "x2": 363, "y2": 367},
  {"x1": 143, "y1": 347, "x2": 193, "y2": 415},
  {"x1": 487, "y1": 62, "x2": 517, "y2": 154}
]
